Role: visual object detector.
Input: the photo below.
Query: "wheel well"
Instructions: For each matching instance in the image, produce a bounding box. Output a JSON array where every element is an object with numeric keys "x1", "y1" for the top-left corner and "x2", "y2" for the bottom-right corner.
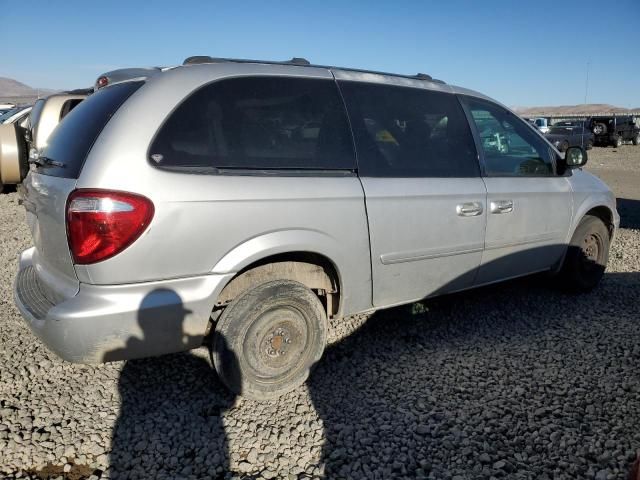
[
  {"x1": 585, "y1": 206, "x2": 614, "y2": 238},
  {"x1": 215, "y1": 252, "x2": 341, "y2": 318}
]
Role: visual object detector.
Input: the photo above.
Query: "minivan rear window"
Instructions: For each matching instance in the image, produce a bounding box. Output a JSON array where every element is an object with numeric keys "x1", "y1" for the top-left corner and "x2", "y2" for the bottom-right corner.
[
  {"x1": 149, "y1": 76, "x2": 355, "y2": 172},
  {"x1": 38, "y1": 81, "x2": 143, "y2": 179}
]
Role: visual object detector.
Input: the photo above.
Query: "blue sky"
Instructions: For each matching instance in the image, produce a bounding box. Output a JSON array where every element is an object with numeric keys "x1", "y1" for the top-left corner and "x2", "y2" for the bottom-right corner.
[{"x1": 2, "y1": 0, "x2": 639, "y2": 107}]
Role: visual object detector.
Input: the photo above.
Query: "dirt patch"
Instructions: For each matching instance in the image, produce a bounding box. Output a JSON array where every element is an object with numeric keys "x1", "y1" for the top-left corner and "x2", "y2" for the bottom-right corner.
[{"x1": 26, "y1": 462, "x2": 98, "y2": 480}]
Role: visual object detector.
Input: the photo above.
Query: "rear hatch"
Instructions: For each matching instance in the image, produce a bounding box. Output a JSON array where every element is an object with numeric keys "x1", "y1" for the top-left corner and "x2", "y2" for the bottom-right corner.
[{"x1": 21, "y1": 82, "x2": 143, "y2": 303}]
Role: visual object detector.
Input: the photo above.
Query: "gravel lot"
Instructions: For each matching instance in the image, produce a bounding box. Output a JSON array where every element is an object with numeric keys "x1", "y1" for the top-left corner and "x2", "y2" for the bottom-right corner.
[{"x1": 1, "y1": 146, "x2": 639, "y2": 480}]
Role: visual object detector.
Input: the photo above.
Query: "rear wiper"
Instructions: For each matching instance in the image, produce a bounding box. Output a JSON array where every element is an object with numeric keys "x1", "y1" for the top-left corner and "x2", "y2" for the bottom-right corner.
[{"x1": 29, "y1": 155, "x2": 66, "y2": 168}]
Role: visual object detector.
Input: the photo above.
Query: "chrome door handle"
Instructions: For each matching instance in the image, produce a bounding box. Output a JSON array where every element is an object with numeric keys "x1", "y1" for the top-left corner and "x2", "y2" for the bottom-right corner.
[
  {"x1": 490, "y1": 200, "x2": 514, "y2": 214},
  {"x1": 456, "y1": 202, "x2": 483, "y2": 217}
]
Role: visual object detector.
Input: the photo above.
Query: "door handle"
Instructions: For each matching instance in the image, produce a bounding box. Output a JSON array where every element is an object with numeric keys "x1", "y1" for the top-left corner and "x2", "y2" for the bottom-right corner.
[
  {"x1": 456, "y1": 202, "x2": 483, "y2": 217},
  {"x1": 490, "y1": 200, "x2": 514, "y2": 214}
]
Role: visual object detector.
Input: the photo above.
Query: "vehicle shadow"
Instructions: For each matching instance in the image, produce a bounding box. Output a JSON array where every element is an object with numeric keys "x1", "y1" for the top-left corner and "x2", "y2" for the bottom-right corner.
[
  {"x1": 106, "y1": 271, "x2": 639, "y2": 478},
  {"x1": 617, "y1": 198, "x2": 640, "y2": 229},
  {"x1": 307, "y1": 271, "x2": 640, "y2": 479},
  {"x1": 107, "y1": 289, "x2": 237, "y2": 480}
]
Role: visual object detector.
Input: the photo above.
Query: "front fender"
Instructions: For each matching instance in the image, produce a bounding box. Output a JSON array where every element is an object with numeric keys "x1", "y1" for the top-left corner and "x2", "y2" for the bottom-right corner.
[{"x1": 567, "y1": 170, "x2": 619, "y2": 242}]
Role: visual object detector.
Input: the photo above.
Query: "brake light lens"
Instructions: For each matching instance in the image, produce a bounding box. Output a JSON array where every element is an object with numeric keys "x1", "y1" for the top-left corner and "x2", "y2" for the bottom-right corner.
[
  {"x1": 67, "y1": 190, "x2": 154, "y2": 264},
  {"x1": 95, "y1": 76, "x2": 109, "y2": 89}
]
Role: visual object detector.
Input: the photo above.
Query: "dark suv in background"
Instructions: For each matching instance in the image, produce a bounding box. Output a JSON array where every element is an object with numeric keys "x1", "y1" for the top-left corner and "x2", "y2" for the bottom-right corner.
[{"x1": 586, "y1": 116, "x2": 640, "y2": 147}]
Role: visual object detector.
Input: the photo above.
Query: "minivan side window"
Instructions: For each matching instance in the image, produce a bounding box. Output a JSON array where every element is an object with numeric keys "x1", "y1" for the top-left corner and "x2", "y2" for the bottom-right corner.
[
  {"x1": 150, "y1": 77, "x2": 355, "y2": 172},
  {"x1": 462, "y1": 97, "x2": 556, "y2": 177},
  {"x1": 338, "y1": 81, "x2": 479, "y2": 177}
]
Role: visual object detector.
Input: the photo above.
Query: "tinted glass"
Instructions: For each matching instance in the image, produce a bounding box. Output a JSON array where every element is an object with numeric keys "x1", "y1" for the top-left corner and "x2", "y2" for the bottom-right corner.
[
  {"x1": 150, "y1": 77, "x2": 355, "y2": 172},
  {"x1": 0, "y1": 108, "x2": 20, "y2": 122},
  {"x1": 59, "y1": 99, "x2": 84, "y2": 120},
  {"x1": 339, "y1": 81, "x2": 479, "y2": 177},
  {"x1": 40, "y1": 81, "x2": 142, "y2": 178},
  {"x1": 548, "y1": 126, "x2": 577, "y2": 134},
  {"x1": 462, "y1": 97, "x2": 555, "y2": 176}
]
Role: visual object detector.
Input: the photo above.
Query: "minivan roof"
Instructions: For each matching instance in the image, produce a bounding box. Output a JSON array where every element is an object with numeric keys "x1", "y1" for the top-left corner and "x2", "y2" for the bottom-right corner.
[{"x1": 182, "y1": 55, "x2": 447, "y2": 85}]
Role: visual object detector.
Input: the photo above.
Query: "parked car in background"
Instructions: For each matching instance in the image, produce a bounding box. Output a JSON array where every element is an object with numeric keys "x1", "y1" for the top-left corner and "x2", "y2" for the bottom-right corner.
[
  {"x1": 0, "y1": 91, "x2": 88, "y2": 192},
  {"x1": 26, "y1": 91, "x2": 88, "y2": 153},
  {"x1": 544, "y1": 124, "x2": 595, "y2": 151},
  {"x1": 0, "y1": 105, "x2": 32, "y2": 128},
  {"x1": 586, "y1": 115, "x2": 640, "y2": 147},
  {"x1": 533, "y1": 117, "x2": 550, "y2": 133},
  {"x1": 14, "y1": 56, "x2": 618, "y2": 400},
  {"x1": 0, "y1": 103, "x2": 16, "y2": 116}
]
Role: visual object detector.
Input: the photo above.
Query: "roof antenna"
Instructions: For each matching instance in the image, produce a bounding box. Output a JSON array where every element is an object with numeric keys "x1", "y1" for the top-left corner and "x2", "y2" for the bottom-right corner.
[{"x1": 583, "y1": 60, "x2": 590, "y2": 105}]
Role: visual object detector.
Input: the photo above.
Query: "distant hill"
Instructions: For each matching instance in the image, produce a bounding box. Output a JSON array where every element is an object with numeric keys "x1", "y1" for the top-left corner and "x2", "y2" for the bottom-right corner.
[
  {"x1": 0, "y1": 77, "x2": 59, "y2": 104},
  {"x1": 514, "y1": 104, "x2": 640, "y2": 116}
]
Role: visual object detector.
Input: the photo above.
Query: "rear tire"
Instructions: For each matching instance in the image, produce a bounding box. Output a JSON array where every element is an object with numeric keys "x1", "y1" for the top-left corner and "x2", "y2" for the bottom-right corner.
[
  {"x1": 212, "y1": 279, "x2": 327, "y2": 400},
  {"x1": 613, "y1": 135, "x2": 622, "y2": 148},
  {"x1": 592, "y1": 123, "x2": 607, "y2": 135},
  {"x1": 633, "y1": 134, "x2": 640, "y2": 146},
  {"x1": 586, "y1": 140, "x2": 594, "y2": 150},
  {"x1": 560, "y1": 140, "x2": 569, "y2": 152},
  {"x1": 558, "y1": 215, "x2": 609, "y2": 292}
]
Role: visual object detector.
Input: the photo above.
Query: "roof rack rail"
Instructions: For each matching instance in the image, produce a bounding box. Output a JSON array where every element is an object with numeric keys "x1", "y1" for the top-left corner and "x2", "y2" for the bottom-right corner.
[
  {"x1": 183, "y1": 56, "x2": 310, "y2": 66},
  {"x1": 181, "y1": 56, "x2": 446, "y2": 84}
]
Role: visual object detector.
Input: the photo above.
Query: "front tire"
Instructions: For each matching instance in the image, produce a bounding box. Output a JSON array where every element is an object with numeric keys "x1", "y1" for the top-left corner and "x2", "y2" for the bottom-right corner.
[
  {"x1": 212, "y1": 280, "x2": 327, "y2": 400},
  {"x1": 558, "y1": 215, "x2": 610, "y2": 292}
]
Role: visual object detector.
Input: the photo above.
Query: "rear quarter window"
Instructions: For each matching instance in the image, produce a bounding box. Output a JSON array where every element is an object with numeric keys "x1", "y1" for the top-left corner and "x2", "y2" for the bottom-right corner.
[
  {"x1": 149, "y1": 76, "x2": 355, "y2": 173},
  {"x1": 38, "y1": 81, "x2": 143, "y2": 179}
]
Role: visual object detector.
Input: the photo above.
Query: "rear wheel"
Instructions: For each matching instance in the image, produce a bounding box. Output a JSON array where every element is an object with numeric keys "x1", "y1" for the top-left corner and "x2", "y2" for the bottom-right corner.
[
  {"x1": 558, "y1": 215, "x2": 610, "y2": 292},
  {"x1": 560, "y1": 140, "x2": 569, "y2": 152},
  {"x1": 633, "y1": 134, "x2": 640, "y2": 146},
  {"x1": 212, "y1": 279, "x2": 327, "y2": 400},
  {"x1": 613, "y1": 135, "x2": 623, "y2": 148},
  {"x1": 586, "y1": 139, "x2": 594, "y2": 150}
]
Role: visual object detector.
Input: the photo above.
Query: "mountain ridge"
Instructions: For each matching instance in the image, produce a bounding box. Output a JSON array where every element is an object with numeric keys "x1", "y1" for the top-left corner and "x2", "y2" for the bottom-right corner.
[
  {"x1": 0, "y1": 77, "x2": 59, "y2": 103},
  {"x1": 514, "y1": 104, "x2": 640, "y2": 116}
]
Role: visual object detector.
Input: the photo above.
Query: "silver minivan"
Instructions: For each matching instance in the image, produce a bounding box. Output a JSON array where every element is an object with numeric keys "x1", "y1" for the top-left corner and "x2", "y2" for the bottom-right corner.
[{"x1": 14, "y1": 57, "x2": 619, "y2": 399}]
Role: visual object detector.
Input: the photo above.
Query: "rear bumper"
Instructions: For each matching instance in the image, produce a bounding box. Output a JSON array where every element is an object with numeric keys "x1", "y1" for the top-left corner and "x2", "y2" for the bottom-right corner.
[{"x1": 14, "y1": 247, "x2": 233, "y2": 363}]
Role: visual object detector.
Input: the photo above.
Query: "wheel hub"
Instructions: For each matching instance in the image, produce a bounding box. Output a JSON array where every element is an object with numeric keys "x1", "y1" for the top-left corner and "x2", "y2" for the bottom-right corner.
[
  {"x1": 243, "y1": 307, "x2": 309, "y2": 381},
  {"x1": 583, "y1": 234, "x2": 600, "y2": 261},
  {"x1": 264, "y1": 327, "x2": 292, "y2": 357}
]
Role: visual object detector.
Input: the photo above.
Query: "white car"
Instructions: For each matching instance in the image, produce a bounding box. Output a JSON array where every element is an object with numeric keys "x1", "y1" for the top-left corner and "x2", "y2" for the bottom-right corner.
[
  {"x1": 0, "y1": 106, "x2": 32, "y2": 127},
  {"x1": 0, "y1": 103, "x2": 16, "y2": 116},
  {"x1": 533, "y1": 117, "x2": 550, "y2": 134}
]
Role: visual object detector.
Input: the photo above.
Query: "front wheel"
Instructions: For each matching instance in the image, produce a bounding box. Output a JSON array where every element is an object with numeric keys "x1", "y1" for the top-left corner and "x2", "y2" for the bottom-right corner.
[
  {"x1": 558, "y1": 215, "x2": 610, "y2": 292},
  {"x1": 212, "y1": 280, "x2": 327, "y2": 400}
]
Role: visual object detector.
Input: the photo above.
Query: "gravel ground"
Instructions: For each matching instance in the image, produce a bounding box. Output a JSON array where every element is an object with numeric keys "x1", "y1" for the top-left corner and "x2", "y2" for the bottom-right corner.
[{"x1": 1, "y1": 147, "x2": 639, "y2": 480}]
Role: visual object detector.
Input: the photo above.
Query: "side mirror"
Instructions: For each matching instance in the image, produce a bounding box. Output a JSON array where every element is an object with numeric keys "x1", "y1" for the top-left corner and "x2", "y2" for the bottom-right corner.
[{"x1": 565, "y1": 146, "x2": 588, "y2": 168}]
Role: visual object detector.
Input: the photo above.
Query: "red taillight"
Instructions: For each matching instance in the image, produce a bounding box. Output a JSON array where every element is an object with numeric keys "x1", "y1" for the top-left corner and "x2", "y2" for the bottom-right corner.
[
  {"x1": 66, "y1": 190, "x2": 154, "y2": 265},
  {"x1": 96, "y1": 76, "x2": 109, "y2": 89}
]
